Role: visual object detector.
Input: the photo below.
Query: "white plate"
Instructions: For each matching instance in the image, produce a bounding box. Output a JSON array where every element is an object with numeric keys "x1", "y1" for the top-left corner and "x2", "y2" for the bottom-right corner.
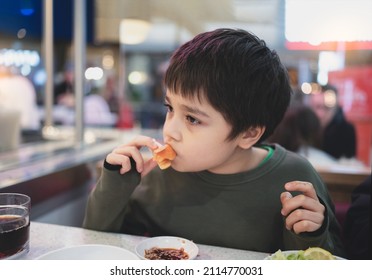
[
  {"x1": 265, "y1": 250, "x2": 345, "y2": 260},
  {"x1": 135, "y1": 236, "x2": 199, "y2": 260},
  {"x1": 37, "y1": 244, "x2": 139, "y2": 260}
]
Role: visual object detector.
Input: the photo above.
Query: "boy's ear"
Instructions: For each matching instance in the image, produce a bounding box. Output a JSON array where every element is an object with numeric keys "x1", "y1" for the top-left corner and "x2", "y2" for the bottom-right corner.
[{"x1": 238, "y1": 126, "x2": 266, "y2": 149}]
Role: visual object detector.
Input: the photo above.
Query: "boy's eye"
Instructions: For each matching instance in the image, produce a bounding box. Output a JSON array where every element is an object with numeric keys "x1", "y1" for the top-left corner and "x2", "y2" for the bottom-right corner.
[
  {"x1": 164, "y1": 103, "x2": 173, "y2": 112},
  {"x1": 164, "y1": 102, "x2": 201, "y2": 125},
  {"x1": 186, "y1": 115, "x2": 201, "y2": 125}
]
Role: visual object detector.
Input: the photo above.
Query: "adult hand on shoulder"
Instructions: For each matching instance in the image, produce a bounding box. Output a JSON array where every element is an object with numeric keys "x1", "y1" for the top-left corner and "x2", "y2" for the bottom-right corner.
[
  {"x1": 106, "y1": 135, "x2": 159, "y2": 177},
  {"x1": 280, "y1": 181, "x2": 325, "y2": 234}
]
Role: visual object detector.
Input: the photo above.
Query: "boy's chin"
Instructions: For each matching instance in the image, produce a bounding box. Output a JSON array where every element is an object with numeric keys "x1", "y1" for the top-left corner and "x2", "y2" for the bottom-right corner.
[
  {"x1": 169, "y1": 163, "x2": 201, "y2": 173},
  {"x1": 169, "y1": 165, "x2": 184, "y2": 172}
]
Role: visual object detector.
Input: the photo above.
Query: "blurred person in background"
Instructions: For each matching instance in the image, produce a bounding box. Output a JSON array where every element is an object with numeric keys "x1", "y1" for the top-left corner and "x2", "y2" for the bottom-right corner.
[
  {"x1": 308, "y1": 84, "x2": 356, "y2": 160},
  {"x1": 54, "y1": 63, "x2": 74, "y2": 107},
  {"x1": 101, "y1": 75, "x2": 120, "y2": 116},
  {"x1": 84, "y1": 88, "x2": 118, "y2": 127},
  {"x1": 0, "y1": 66, "x2": 40, "y2": 130},
  {"x1": 268, "y1": 105, "x2": 337, "y2": 168}
]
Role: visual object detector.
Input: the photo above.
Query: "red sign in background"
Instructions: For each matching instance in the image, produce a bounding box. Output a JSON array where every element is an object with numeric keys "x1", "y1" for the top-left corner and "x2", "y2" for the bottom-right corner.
[{"x1": 329, "y1": 67, "x2": 372, "y2": 166}]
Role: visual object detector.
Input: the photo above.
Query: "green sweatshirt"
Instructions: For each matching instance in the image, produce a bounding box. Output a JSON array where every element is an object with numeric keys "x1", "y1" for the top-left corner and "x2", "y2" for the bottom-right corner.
[{"x1": 83, "y1": 144, "x2": 345, "y2": 257}]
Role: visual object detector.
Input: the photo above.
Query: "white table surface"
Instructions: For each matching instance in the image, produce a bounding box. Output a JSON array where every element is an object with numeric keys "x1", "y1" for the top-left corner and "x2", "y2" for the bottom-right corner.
[{"x1": 21, "y1": 222, "x2": 269, "y2": 260}]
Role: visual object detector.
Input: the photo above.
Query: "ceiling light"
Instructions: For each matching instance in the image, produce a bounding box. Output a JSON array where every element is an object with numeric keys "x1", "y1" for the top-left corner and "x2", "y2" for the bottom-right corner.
[{"x1": 120, "y1": 19, "x2": 151, "y2": 45}]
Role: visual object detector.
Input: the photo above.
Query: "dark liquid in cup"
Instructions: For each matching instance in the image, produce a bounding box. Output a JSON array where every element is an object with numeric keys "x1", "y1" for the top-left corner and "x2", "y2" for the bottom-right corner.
[{"x1": 0, "y1": 215, "x2": 30, "y2": 259}]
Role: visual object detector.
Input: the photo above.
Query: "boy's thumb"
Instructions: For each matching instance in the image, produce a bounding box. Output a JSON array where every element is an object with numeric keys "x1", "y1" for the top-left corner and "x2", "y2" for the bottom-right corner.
[{"x1": 141, "y1": 158, "x2": 159, "y2": 177}]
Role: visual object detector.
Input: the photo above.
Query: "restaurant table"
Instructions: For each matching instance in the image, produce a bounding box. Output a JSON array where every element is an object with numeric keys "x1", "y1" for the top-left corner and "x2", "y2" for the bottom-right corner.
[
  {"x1": 315, "y1": 165, "x2": 371, "y2": 203},
  {"x1": 21, "y1": 222, "x2": 269, "y2": 260}
]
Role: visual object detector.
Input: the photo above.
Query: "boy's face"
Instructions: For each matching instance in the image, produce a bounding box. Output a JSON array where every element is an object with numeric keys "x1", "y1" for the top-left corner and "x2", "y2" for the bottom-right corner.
[{"x1": 162, "y1": 91, "x2": 245, "y2": 174}]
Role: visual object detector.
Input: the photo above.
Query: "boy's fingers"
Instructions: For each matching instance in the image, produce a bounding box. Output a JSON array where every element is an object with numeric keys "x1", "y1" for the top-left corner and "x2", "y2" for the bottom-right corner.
[
  {"x1": 284, "y1": 181, "x2": 318, "y2": 200},
  {"x1": 280, "y1": 191, "x2": 292, "y2": 204},
  {"x1": 282, "y1": 194, "x2": 324, "y2": 216},
  {"x1": 280, "y1": 191, "x2": 294, "y2": 216},
  {"x1": 141, "y1": 159, "x2": 159, "y2": 177},
  {"x1": 105, "y1": 135, "x2": 163, "y2": 175},
  {"x1": 292, "y1": 219, "x2": 322, "y2": 234},
  {"x1": 126, "y1": 135, "x2": 159, "y2": 150},
  {"x1": 281, "y1": 183, "x2": 325, "y2": 233},
  {"x1": 106, "y1": 153, "x2": 126, "y2": 166},
  {"x1": 119, "y1": 164, "x2": 131, "y2": 175},
  {"x1": 284, "y1": 208, "x2": 324, "y2": 231}
]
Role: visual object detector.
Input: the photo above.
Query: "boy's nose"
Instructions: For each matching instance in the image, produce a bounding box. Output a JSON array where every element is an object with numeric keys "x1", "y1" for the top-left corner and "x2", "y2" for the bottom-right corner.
[{"x1": 163, "y1": 117, "x2": 182, "y2": 142}]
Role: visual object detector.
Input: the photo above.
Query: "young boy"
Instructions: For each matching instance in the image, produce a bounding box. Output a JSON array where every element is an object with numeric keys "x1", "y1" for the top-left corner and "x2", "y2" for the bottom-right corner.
[{"x1": 83, "y1": 28, "x2": 344, "y2": 256}]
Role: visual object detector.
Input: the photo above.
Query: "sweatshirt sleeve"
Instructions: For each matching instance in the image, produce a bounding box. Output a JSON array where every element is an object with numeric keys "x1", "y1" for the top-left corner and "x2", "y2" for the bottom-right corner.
[{"x1": 82, "y1": 161, "x2": 141, "y2": 232}]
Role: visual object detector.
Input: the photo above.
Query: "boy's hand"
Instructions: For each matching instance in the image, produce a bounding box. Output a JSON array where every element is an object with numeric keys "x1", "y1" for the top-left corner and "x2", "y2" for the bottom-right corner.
[
  {"x1": 106, "y1": 135, "x2": 159, "y2": 177},
  {"x1": 280, "y1": 181, "x2": 325, "y2": 234}
]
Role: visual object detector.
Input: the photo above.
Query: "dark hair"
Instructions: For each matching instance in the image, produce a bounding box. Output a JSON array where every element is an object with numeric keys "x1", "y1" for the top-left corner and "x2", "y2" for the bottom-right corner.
[
  {"x1": 268, "y1": 105, "x2": 322, "y2": 152},
  {"x1": 164, "y1": 28, "x2": 291, "y2": 141}
]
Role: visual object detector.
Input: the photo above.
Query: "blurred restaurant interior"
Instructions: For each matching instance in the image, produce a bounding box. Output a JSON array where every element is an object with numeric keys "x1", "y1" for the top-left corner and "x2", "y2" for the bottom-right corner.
[{"x1": 0, "y1": 0, "x2": 371, "y2": 230}]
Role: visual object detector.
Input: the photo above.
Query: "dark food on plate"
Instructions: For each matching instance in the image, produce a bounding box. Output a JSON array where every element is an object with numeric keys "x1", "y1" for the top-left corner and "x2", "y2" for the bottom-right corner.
[{"x1": 144, "y1": 247, "x2": 189, "y2": 260}]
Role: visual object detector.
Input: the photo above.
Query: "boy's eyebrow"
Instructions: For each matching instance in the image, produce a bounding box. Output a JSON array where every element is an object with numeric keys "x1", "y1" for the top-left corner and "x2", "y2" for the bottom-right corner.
[
  {"x1": 165, "y1": 95, "x2": 210, "y2": 118},
  {"x1": 181, "y1": 104, "x2": 210, "y2": 118}
]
